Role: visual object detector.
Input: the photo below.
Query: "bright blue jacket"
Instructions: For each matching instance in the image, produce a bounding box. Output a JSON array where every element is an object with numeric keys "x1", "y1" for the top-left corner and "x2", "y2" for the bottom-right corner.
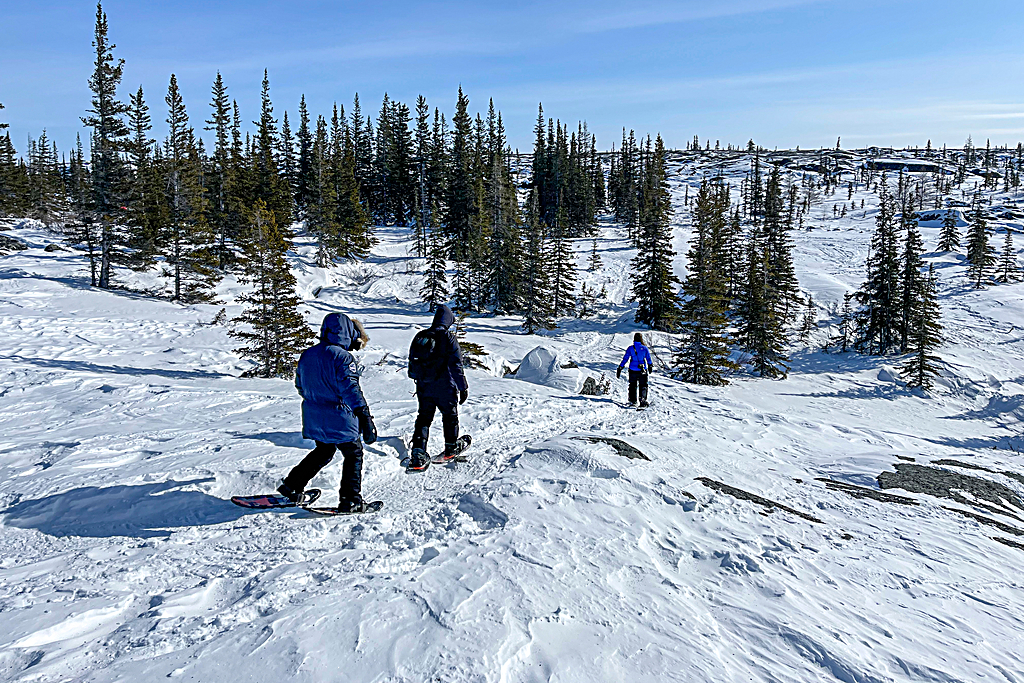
[
  {"x1": 295, "y1": 313, "x2": 368, "y2": 444},
  {"x1": 620, "y1": 342, "x2": 652, "y2": 372}
]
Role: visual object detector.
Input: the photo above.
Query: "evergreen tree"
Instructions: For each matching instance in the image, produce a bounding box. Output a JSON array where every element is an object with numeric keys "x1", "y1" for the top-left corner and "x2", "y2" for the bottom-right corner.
[
  {"x1": 675, "y1": 179, "x2": 738, "y2": 385},
  {"x1": 279, "y1": 109, "x2": 296, "y2": 214},
  {"x1": 965, "y1": 194, "x2": 995, "y2": 288},
  {"x1": 124, "y1": 85, "x2": 163, "y2": 266},
  {"x1": 587, "y1": 237, "x2": 602, "y2": 271},
  {"x1": 797, "y1": 295, "x2": 817, "y2": 344},
  {"x1": 308, "y1": 114, "x2": 339, "y2": 265},
  {"x1": 521, "y1": 194, "x2": 555, "y2": 333},
  {"x1": 81, "y1": 1, "x2": 130, "y2": 288},
  {"x1": 548, "y1": 199, "x2": 578, "y2": 317},
  {"x1": 900, "y1": 264, "x2": 943, "y2": 390},
  {"x1": 420, "y1": 203, "x2": 448, "y2": 312},
  {"x1": 736, "y1": 237, "x2": 789, "y2": 378},
  {"x1": 332, "y1": 113, "x2": 372, "y2": 259},
  {"x1": 231, "y1": 199, "x2": 313, "y2": 378},
  {"x1": 937, "y1": 205, "x2": 960, "y2": 252},
  {"x1": 997, "y1": 227, "x2": 1021, "y2": 283},
  {"x1": 856, "y1": 180, "x2": 902, "y2": 355},
  {"x1": 447, "y1": 86, "x2": 475, "y2": 257},
  {"x1": 899, "y1": 196, "x2": 925, "y2": 353},
  {"x1": 295, "y1": 95, "x2": 314, "y2": 217},
  {"x1": 630, "y1": 135, "x2": 680, "y2": 331},
  {"x1": 204, "y1": 72, "x2": 233, "y2": 268},
  {"x1": 162, "y1": 74, "x2": 218, "y2": 302},
  {"x1": 253, "y1": 70, "x2": 291, "y2": 228},
  {"x1": 485, "y1": 120, "x2": 523, "y2": 313},
  {"x1": 0, "y1": 132, "x2": 29, "y2": 217},
  {"x1": 830, "y1": 292, "x2": 854, "y2": 353}
]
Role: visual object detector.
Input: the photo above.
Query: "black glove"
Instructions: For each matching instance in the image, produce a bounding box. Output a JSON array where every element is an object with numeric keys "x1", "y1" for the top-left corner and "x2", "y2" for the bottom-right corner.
[
  {"x1": 354, "y1": 405, "x2": 377, "y2": 444},
  {"x1": 616, "y1": 366, "x2": 622, "y2": 379},
  {"x1": 459, "y1": 389, "x2": 468, "y2": 405}
]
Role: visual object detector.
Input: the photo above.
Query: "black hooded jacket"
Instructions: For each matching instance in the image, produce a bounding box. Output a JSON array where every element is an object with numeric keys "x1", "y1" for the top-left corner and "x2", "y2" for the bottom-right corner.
[{"x1": 410, "y1": 305, "x2": 468, "y2": 397}]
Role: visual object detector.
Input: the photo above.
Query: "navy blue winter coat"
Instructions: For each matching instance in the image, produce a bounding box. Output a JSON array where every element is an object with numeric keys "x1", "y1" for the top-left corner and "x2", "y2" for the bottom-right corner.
[
  {"x1": 295, "y1": 313, "x2": 368, "y2": 444},
  {"x1": 413, "y1": 305, "x2": 468, "y2": 398}
]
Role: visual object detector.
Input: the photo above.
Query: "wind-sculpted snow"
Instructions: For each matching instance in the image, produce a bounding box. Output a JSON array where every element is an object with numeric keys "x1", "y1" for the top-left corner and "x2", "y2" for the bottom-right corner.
[{"x1": 1, "y1": 150, "x2": 1024, "y2": 682}]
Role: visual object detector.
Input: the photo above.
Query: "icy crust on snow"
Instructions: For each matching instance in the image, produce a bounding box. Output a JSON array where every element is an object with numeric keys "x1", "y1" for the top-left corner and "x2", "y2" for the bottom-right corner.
[
  {"x1": 513, "y1": 346, "x2": 584, "y2": 394},
  {"x1": 1, "y1": 148, "x2": 1024, "y2": 682}
]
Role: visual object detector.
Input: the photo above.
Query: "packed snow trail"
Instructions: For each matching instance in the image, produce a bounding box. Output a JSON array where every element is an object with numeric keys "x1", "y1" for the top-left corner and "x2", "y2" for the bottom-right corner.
[{"x1": 2, "y1": 150, "x2": 1024, "y2": 681}]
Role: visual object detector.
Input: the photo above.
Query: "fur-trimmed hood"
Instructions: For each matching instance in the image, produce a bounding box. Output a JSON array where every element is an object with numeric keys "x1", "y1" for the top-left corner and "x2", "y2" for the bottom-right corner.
[{"x1": 319, "y1": 312, "x2": 370, "y2": 350}]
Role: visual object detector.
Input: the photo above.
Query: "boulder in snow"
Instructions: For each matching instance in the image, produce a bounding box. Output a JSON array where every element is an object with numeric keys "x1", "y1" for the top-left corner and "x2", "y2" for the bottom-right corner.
[{"x1": 513, "y1": 346, "x2": 583, "y2": 394}]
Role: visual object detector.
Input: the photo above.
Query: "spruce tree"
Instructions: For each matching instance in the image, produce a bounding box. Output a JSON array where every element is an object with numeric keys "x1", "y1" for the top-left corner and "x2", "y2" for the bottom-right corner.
[
  {"x1": 295, "y1": 95, "x2": 314, "y2": 217},
  {"x1": 81, "y1": 1, "x2": 130, "y2": 288},
  {"x1": 420, "y1": 203, "x2": 449, "y2": 312},
  {"x1": 899, "y1": 196, "x2": 925, "y2": 353},
  {"x1": 630, "y1": 135, "x2": 680, "y2": 331},
  {"x1": 900, "y1": 264, "x2": 943, "y2": 390},
  {"x1": 124, "y1": 85, "x2": 163, "y2": 266},
  {"x1": 521, "y1": 194, "x2": 555, "y2": 333},
  {"x1": 830, "y1": 293, "x2": 854, "y2": 353},
  {"x1": 0, "y1": 132, "x2": 28, "y2": 217},
  {"x1": 162, "y1": 75, "x2": 218, "y2": 302},
  {"x1": 736, "y1": 238, "x2": 789, "y2": 378},
  {"x1": 965, "y1": 195, "x2": 995, "y2": 288},
  {"x1": 486, "y1": 124, "x2": 523, "y2": 314},
  {"x1": 253, "y1": 70, "x2": 291, "y2": 228},
  {"x1": 675, "y1": 179, "x2": 738, "y2": 385},
  {"x1": 997, "y1": 227, "x2": 1021, "y2": 283},
  {"x1": 333, "y1": 116, "x2": 372, "y2": 259},
  {"x1": 231, "y1": 199, "x2": 313, "y2": 378},
  {"x1": 798, "y1": 295, "x2": 817, "y2": 344},
  {"x1": 308, "y1": 114, "x2": 339, "y2": 265},
  {"x1": 937, "y1": 205, "x2": 960, "y2": 251},
  {"x1": 204, "y1": 72, "x2": 233, "y2": 268},
  {"x1": 856, "y1": 180, "x2": 901, "y2": 355},
  {"x1": 447, "y1": 86, "x2": 475, "y2": 257}
]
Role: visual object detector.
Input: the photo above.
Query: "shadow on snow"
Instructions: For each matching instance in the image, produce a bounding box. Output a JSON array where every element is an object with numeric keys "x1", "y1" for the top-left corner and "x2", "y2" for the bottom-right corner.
[{"x1": 2, "y1": 479, "x2": 246, "y2": 539}]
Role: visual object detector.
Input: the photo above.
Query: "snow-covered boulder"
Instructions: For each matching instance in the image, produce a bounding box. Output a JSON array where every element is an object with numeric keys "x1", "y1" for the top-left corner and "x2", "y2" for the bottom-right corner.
[{"x1": 513, "y1": 346, "x2": 583, "y2": 394}]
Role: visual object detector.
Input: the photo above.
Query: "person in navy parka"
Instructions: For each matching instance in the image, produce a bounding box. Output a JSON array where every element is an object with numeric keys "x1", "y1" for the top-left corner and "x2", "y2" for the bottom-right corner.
[
  {"x1": 617, "y1": 332, "x2": 653, "y2": 408},
  {"x1": 277, "y1": 312, "x2": 377, "y2": 511},
  {"x1": 406, "y1": 304, "x2": 468, "y2": 471}
]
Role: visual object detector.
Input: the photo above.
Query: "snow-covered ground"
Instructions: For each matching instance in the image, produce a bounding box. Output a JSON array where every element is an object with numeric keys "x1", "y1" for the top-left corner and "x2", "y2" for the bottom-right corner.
[{"x1": 1, "y1": 151, "x2": 1023, "y2": 682}]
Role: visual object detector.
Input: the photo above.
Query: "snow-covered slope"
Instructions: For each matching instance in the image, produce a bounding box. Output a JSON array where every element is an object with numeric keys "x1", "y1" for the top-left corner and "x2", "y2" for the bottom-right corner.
[{"x1": 1, "y1": 151, "x2": 1023, "y2": 682}]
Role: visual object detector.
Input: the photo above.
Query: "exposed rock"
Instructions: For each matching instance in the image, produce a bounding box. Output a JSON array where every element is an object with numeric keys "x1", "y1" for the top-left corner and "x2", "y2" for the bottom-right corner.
[
  {"x1": 574, "y1": 436, "x2": 649, "y2": 461},
  {"x1": 816, "y1": 478, "x2": 918, "y2": 506},
  {"x1": 878, "y1": 463, "x2": 1024, "y2": 522},
  {"x1": 695, "y1": 477, "x2": 823, "y2": 524},
  {"x1": 0, "y1": 234, "x2": 28, "y2": 254},
  {"x1": 44, "y1": 243, "x2": 66, "y2": 252}
]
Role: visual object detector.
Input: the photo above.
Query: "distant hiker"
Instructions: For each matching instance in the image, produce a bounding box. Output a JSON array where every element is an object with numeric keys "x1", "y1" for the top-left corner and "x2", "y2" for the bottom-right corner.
[
  {"x1": 277, "y1": 312, "x2": 377, "y2": 512},
  {"x1": 406, "y1": 304, "x2": 469, "y2": 471},
  {"x1": 617, "y1": 332, "x2": 652, "y2": 408}
]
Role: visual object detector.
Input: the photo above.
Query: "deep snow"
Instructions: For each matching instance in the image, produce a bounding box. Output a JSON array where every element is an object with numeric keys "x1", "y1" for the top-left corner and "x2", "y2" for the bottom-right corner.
[{"x1": 1, "y1": 150, "x2": 1023, "y2": 682}]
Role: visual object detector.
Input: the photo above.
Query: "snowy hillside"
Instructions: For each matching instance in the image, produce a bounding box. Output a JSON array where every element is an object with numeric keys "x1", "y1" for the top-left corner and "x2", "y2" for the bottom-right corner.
[{"x1": 1, "y1": 149, "x2": 1024, "y2": 682}]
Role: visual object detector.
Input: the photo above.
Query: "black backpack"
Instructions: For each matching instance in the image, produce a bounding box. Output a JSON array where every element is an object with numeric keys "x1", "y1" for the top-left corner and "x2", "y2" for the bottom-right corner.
[{"x1": 408, "y1": 329, "x2": 446, "y2": 381}]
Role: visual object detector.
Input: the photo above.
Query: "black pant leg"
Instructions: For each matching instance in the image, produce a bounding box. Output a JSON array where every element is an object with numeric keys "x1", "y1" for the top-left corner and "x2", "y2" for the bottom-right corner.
[
  {"x1": 284, "y1": 441, "x2": 337, "y2": 491},
  {"x1": 628, "y1": 370, "x2": 639, "y2": 404},
  {"x1": 412, "y1": 395, "x2": 438, "y2": 451},
  {"x1": 437, "y1": 392, "x2": 460, "y2": 444},
  {"x1": 337, "y1": 441, "x2": 364, "y2": 505},
  {"x1": 639, "y1": 372, "x2": 649, "y2": 403}
]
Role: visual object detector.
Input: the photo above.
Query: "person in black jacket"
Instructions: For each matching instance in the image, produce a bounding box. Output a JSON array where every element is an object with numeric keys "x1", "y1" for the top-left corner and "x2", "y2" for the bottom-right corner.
[
  {"x1": 406, "y1": 305, "x2": 468, "y2": 471},
  {"x1": 277, "y1": 312, "x2": 377, "y2": 511}
]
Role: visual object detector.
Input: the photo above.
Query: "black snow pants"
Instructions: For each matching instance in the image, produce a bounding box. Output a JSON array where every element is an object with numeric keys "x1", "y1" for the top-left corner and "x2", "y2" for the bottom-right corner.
[
  {"x1": 411, "y1": 391, "x2": 459, "y2": 452},
  {"x1": 628, "y1": 369, "x2": 649, "y2": 405},
  {"x1": 283, "y1": 440, "x2": 363, "y2": 505}
]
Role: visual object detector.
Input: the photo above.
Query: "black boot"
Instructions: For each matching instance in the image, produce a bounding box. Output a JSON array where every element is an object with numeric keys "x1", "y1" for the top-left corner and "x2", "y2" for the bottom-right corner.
[{"x1": 277, "y1": 481, "x2": 301, "y2": 503}]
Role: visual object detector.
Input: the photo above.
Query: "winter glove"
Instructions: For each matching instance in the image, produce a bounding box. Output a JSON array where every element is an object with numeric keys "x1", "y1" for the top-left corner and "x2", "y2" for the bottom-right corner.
[
  {"x1": 459, "y1": 389, "x2": 469, "y2": 405},
  {"x1": 354, "y1": 405, "x2": 377, "y2": 445},
  {"x1": 616, "y1": 366, "x2": 622, "y2": 379}
]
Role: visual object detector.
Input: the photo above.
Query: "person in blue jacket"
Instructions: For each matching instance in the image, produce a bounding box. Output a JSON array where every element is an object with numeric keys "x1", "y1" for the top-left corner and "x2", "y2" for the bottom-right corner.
[
  {"x1": 277, "y1": 312, "x2": 377, "y2": 511},
  {"x1": 617, "y1": 332, "x2": 652, "y2": 408},
  {"x1": 406, "y1": 304, "x2": 468, "y2": 471}
]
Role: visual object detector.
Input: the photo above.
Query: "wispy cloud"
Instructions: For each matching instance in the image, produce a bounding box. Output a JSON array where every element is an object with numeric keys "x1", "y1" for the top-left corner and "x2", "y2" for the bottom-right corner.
[{"x1": 578, "y1": 0, "x2": 832, "y2": 33}]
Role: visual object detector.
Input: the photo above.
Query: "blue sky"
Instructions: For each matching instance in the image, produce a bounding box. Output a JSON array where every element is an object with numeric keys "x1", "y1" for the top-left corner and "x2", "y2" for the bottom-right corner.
[{"x1": 1, "y1": 0, "x2": 1022, "y2": 156}]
